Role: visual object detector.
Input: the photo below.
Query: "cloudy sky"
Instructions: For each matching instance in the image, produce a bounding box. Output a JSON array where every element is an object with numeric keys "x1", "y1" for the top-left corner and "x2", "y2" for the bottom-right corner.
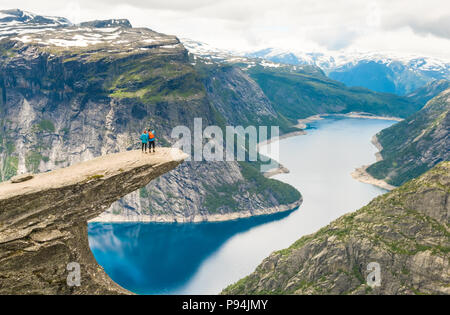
[{"x1": 2, "y1": 0, "x2": 450, "y2": 59}]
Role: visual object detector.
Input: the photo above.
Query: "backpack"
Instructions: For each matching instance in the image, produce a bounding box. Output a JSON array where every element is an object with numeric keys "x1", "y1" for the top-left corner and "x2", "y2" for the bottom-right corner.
[{"x1": 148, "y1": 131, "x2": 155, "y2": 140}]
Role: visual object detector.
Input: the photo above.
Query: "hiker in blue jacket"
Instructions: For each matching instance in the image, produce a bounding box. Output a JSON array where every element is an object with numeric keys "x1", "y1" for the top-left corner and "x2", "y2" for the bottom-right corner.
[
  {"x1": 148, "y1": 129, "x2": 156, "y2": 153},
  {"x1": 140, "y1": 130, "x2": 149, "y2": 153}
]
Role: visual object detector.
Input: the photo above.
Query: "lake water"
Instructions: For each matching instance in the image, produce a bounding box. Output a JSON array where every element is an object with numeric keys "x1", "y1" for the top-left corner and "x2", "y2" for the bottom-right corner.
[{"x1": 88, "y1": 117, "x2": 396, "y2": 294}]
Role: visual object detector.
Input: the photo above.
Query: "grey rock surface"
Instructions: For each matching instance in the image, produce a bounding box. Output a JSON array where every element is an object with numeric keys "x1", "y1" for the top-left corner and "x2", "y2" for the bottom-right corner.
[{"x1": 10, "y1": 173, "x2": 33, "y2": 183}]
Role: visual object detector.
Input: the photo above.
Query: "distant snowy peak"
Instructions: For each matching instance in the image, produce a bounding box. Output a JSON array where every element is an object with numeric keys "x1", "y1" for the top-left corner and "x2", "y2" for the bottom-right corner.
[
  {"x1": 246, "y1": 47, "x2": 450, "y2": 74},
  {"x1": 182, "y1": 38, "x2": 285, "y2": 66},
  {"x1": 248, "y1": 48, "x2": 335, "y2": 69},
  {"x1": 181, "y1": 38, "x2": 240, "y2": 61},
  {"x1": 331, "y1": 52, "x2": 450, "y2": 75},
  {"x1": 79, "y1": 19, "x2": 132, "y2": 29},
  {"x1": 0, "y1": 9, "x2": 71, "y2": 38},
  {"x1": 7, "y1": 26, "x2": 181, "y2": 53},
  {"x1": 0, "y1": 9, "x2": 135, "y2": 42},
  {"x1": 0, "y1": 8, "x2": 70, "y2": 25},
  {"x1": 181, "y1": 38, "x2": 326, "y2": 78},
  {"x1": 182, "y1": 38, "x2": 449, "y2": 76},
  {"x1": 182, "y1": 39, "x2": 449, "y2": 95}
]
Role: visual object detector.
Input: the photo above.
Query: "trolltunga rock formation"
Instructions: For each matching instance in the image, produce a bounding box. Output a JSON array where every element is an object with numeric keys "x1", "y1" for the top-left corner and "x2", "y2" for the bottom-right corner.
[{"x1": 0, "y1": 148, "x2": 187, "y2": 294}]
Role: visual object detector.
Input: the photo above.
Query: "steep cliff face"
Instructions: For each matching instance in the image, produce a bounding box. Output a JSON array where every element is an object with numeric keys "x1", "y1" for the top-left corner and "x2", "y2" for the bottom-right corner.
[
  {"x1": 204, "y1": 65, "x2": 285, "y2": 126},
  {"x1": 367, "y1": 89, "x2": 450, "y2": 186},
  {"x1": 0, "y1": 148, "x2": 187, "y2": 294},
  {"x1": 0, "y1": 13, "x2": 301, "y2": 222},
  {"x1": 98, "y1": 64, "x2": 302, "y2": 222},
  {"x1": 223, "y1": 162, "x2": 450, "y2": 295},
  {"x1": 0, "y1": 18, "x2": 198, "y2": 174}
]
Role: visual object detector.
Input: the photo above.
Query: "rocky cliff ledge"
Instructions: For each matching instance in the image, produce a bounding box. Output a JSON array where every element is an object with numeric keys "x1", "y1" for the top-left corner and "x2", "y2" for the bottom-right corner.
[{"x1": 0, "y1": 148, "x2": 187, "y2": 294}]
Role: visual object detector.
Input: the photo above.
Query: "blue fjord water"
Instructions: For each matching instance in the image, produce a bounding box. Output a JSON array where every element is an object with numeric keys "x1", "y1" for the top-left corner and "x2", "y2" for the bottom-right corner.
[{"x1": 88, "y1": 117, "x2": 396, "y2": 294}]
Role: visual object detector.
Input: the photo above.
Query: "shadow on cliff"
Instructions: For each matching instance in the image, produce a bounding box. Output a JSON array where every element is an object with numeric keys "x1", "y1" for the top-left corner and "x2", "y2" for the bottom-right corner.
[{"x1": 88, "y1": 209, "x2": 296, "y2": 295}]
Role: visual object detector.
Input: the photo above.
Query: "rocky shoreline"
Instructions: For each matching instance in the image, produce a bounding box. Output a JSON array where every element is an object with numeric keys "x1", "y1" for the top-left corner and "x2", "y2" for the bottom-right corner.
[
  {"x1": 90, "y1": 199, "x2": 302, "y2": 223},
  {"x1": 295, "y1": 114, "x2": 324, "y2": 129},
  {"x1": 296, "y1": 112, "x2": 403, "y2": 129},
  {"x1": 293, "y1": 112, "x2": 400, "y2": 191},
  {"x1": 262, "y1": 165, "x2": 290, "y2": 178},
  {"x1": 351, "y1": 164, "x2": 396, "y2": 191},
  {"x1": 371, "y1": 134, "x2": 384, "y2": 162},
  {"x1": 351, "y1": 135, "x2": 397, "y2": 191},
  {"x1": 325, "y1": 112, "x2": 404, "y2": 122}
]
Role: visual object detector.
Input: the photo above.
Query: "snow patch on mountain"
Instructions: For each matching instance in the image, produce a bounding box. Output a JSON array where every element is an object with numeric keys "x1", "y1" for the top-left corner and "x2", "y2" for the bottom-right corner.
[
  {"x1": 0, "y1": 10, "x2": 181, "y2": 53},
  {"x1": 0, "y1": 9, "x2": 71, "y2": 38}
]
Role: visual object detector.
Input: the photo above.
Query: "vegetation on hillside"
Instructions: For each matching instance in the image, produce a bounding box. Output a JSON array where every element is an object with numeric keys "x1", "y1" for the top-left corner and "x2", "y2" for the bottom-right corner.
[
  {"x1": 407, "y1": 79, "x2": 450, "y2": 105},
  {"x1": 367, "y1": 89, "x2": 449, "y2": 186},
  {"x1": 203, "y1": 161, "x2": 301, "y2": 214},
  {"x1": 247, "y1": 66, "x2": 422, "y2": 121},
  {"x1": 223, "y1": 162, "x2": 450, "y2": 295}
]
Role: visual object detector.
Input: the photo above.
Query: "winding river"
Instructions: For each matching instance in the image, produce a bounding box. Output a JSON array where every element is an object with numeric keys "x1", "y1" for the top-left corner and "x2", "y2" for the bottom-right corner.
[{"x1": 88, "y1": 116, "x2": 396, "y2": 294}]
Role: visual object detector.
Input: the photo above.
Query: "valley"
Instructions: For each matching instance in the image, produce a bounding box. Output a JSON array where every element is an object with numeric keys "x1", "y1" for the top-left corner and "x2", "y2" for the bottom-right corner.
[{"x1": 88, "y1": 117, "x2": 397, "y2": 294}]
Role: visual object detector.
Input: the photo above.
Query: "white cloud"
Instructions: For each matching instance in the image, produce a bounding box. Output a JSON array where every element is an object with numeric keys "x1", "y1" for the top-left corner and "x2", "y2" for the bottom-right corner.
[{"x1": 1, "y1": 0, "x2": 449, "y2": 59}]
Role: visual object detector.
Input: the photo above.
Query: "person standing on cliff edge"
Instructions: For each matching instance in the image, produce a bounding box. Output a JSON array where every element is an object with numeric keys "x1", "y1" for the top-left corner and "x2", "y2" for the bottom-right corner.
[
  {"x1": 140, "y1": 130, "x2": 149, "y2": 153},
  {"x1": 148, "y1": 128, "x2": 156, "y2": 153}
]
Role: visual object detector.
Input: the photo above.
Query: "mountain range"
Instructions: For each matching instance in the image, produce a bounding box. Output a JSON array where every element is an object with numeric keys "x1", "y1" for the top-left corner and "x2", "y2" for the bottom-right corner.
[
  {"x1": 1, "y1": 9, "x2": 445, "y2": 223},
  {"x1": 183, "y1": 39, "x2": 450, "y2": 96},
  {"x1": 247, "y1": 48, "x2": 450, "y2": 95}
]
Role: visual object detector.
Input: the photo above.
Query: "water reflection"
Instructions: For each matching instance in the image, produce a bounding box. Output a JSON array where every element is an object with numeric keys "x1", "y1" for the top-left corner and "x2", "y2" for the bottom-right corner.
[{"x1": 88, "y1": 209, "x2": 294, "y2": 294}]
